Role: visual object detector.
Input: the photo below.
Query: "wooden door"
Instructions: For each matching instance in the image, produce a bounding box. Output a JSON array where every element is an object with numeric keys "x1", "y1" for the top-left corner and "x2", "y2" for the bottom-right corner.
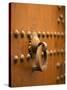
[{"x1": 9, "y1": 3, "x2": 65, "y2": 87}]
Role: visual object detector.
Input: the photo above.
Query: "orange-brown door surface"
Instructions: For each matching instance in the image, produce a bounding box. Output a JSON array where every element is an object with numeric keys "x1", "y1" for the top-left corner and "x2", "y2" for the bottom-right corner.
[{"x1": 9, "y1": 3, "x2": 65, "y2": 87}]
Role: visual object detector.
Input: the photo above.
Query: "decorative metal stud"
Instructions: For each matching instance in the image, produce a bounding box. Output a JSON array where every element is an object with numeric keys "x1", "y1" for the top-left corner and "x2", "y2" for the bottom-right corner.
[
  {"x1": 14, "y1": 29, "x2": 19, "y2": 38},
  {"x1": 37, "y1": 31, "x2": 41, "y2": 38},
  {"x1": 56, "y1": 62, "x2": 61, "y2": 68},
  {"x1": 57, "y1": 76, "x2": 60, "y2": 80},
  {"x1": 60, "y1": 74, "x2": 64, "y2": 80},
  {"x1": 53, "y1": 50, "x2": 56, "y2": 55},
  {"x1": 28, "y1": 42, "x2": 32, "y2": 46},
  {"x1": 28, "y1": 46, "x2": 32, "y2": 53},
  {"x1": 57, "y1": 32, "x2": 61, "y2": 38},
  {"x1": 28, "y1": 46, "x2": 31, "y2": 50},
  {"x1": 56, "y1": 76, "x2": 60, "y2": 83},
  {"x1": 26, "y1": 53, "x2": 31, "y2": 61},
  {"x1": 50, "y1": 32, "x2": 53, "y2": 38},
  {"x1": 59, "y1": 14, "x2": 64, "y2": 20},
  {"x1": 46, "y1": 32, "x2": 50, "y2": 38},
  {"x1": 14, "y1": 55, "x2": 18, "y2": 64},
  {"x1": 20, "y1": 54, "x2": 25, "y2": 63},
  {"x1": 57, "y1": 17, "x2": 61, "y2": 23},
  {"x1": 61, "y1": 32, "x2": 64, "y2": 37},
  {"x1": 42, "y1": 32, "x2": 45, "y2": 38},
  {"x1": 49, "y1": 50, "x2": 53, "y2": 56},
  {"x1": 60, "y1": 49, "x2": 64, "y2": 55},
  {"x1": 54, "y1": 32, "x2": 57, "y2": 38},
  {"x1": 57, "y1": 49, "x2": 60, "y2": 55},
  {"x1": 27, "y1": 31, "x2": 32, "y2": 39},
  {"x1": 20, "y1": 30, "x2": 25, "y2": 38}
]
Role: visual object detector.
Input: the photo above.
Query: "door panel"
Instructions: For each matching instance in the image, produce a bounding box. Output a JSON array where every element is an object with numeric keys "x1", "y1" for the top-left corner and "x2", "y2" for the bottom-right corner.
[{"x1": 9, "y1": 3, "x2": 65, "y2": 87}]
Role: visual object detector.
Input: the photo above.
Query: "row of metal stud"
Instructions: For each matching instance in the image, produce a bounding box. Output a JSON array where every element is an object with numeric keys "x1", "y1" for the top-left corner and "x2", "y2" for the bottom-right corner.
[
  {"x1": 11, "y1": 30, "x2": 64, "y2": 39},
  {"x1": 48, "y1": 49, "x2": 65, "y2": 56},
  {"x1": 13, "y1": 49, "x2": 64, "y2": 63}
]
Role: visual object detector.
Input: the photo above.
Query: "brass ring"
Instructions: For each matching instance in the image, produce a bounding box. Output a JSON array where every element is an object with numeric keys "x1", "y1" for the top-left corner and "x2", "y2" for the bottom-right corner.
[{"x1": 36, "y1": 42, "x2": 48, "y2": 71}]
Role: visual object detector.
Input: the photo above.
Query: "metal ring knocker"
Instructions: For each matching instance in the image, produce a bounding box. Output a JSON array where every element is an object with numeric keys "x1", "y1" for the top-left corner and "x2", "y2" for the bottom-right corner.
[
  {"x1": 30, "y1": 32, "x2": 48, "y2": 71},
  {"x1": 36, "y1": 42, "x2": 48, "y2": 71}
]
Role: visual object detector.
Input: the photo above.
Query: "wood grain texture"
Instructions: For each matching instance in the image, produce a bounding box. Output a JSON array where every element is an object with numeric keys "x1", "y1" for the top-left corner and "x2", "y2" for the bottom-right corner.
[{"x1": 9, "y1": 3, "x2": 65, "y2": 87}]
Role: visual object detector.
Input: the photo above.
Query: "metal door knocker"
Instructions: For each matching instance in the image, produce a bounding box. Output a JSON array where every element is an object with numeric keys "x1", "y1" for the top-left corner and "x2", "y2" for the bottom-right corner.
[{"x1": 28, "y1": 32, "x2": 48, "y2": 71}]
